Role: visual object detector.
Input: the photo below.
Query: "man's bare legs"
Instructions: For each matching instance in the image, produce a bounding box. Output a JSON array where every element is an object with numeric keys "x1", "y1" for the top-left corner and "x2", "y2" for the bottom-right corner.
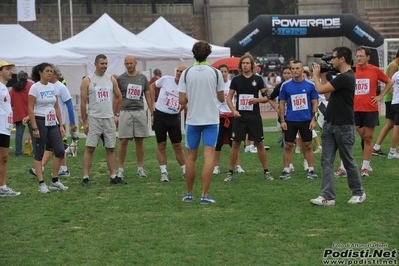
[
  {"x1": 201, "y1": 146, "x2": 216, "y2": 197},
  {"x1": 185, "y1": 148, "x2": 198, "y2": 195}
]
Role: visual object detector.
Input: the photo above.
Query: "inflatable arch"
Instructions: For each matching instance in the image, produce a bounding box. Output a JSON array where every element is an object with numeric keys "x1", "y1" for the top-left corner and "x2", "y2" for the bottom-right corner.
[{"x1": 224, "y1": 14, "x2": 385, "y2": 63}]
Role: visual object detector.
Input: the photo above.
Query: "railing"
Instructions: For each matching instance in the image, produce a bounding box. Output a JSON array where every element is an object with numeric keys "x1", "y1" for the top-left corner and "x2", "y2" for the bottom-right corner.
[
  {"x1": 0, "y1": 4, "x2": 193, "y2": 15},
  {"x1": 357, "y1": 0, "x2": 399, "y2": 9}
]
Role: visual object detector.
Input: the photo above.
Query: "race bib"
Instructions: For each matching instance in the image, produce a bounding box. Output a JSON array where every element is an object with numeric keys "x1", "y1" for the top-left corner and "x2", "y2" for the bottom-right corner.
[
  {"x1": 238, "y1": 94, "x2": 254, "y2": 111},
  {"x1": 95, "y1": 86, "x2": 111, "y2": 103},
  {"x1": 355, "y1": 79, "x2": 370, "y2": 95},
  {"x1": 45, "y1": 107, "x2": 57, "y2": 126},
  {"x1": 5, "y1": 113, "x2": 13, "y2": 130},
  {"x1": 126, "y1": 84, "x2": 142, "y2": 100},
  {"x1": 165, "y1": 96, "x2": 180, "y2": 113},
  {"x1": 291, "y1": 93, "x2": 308, "y2": 111}
]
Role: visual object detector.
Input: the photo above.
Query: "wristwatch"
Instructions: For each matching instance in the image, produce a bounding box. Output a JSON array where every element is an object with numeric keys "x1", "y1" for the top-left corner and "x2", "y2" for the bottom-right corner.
[
  {"x1": 114, "y1": 113, "x2": 120, "y2": 117},
  {"x1": 32, "y1": 127, "x2": 39, "y2": 131}
]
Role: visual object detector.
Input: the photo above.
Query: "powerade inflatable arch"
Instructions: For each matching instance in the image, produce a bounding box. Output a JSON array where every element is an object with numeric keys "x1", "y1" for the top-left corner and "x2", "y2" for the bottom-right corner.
[{"x1": 224, "y1": 14, "x2": 385, "y2": 58}]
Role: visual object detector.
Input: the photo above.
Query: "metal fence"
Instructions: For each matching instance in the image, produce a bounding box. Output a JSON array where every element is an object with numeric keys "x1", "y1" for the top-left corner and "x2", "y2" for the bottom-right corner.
[{"x1": 0, "y1": 4, "x2": 193, "y2": 15}]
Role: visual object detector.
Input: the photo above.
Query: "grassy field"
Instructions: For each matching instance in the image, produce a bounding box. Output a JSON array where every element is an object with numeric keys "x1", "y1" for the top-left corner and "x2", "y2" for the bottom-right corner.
[{"x1": 1, "y1": 118, "x2": 398, "y2": 265}]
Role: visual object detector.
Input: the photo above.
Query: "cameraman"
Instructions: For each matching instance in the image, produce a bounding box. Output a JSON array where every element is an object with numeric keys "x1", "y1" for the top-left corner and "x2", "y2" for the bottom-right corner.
[{"x1": 310, "y1": 46, "x2": 365, "y2": 206}]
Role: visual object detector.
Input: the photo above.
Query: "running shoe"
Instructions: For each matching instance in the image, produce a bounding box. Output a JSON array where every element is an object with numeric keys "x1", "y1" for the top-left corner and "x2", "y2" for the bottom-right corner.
[
  {"x1": 372, "y1": 149, "x2": 386, "y2": 156},
  {"x1": 310, "y1": 196, "x2": 335, "y2": 206},
  {"x1": 348, "y1": 193, "x2": 366, "y2": 204},
  {"x1": 224, "y1": 172, "x2": 234, "y2": 182},
  {"x1": 235, "y1": 165, "x2": 245, "y2": 173},
  {"x1": 279, "y1": 170, "x2": 291, "y2": 180},
  {"x1": 0, "y1": 187, "x2": 21, "y2": 197},
  {"x1": 334, "y1": 167, "x2": 347, "y2": 178}
]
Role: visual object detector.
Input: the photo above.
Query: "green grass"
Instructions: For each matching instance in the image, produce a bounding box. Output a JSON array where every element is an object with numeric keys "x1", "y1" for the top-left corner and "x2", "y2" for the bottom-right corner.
[{"x1": 1, "y1": 118, "x2": 398, "y2": 265}]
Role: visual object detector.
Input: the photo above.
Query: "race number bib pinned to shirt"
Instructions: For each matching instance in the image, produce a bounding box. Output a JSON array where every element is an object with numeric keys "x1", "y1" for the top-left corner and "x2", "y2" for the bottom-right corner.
[
  {"x1": 355, "y1": 79, "x2": 370, "y2": 95},
  {"x1": 5, "y1": 112, "x2": 13, "y2": 130},
  {"x1": 126, "y1": 84, "x2": 142, "y2": 100},
  {"x1": 291, "y1": 93, "x2": 309, "y2": 111},
  {"x1": 45, "y1": 107, "x2": 57, "y2": 126},
  {"x1": 238, "y1": 94, "x2": 254, "y2": 111},
  {"x1": 165, "y1": 94, "x2": 181, "y2": 113},
  {"x1": 95, "y1": 86, "x2": 111, "y2": 103}
]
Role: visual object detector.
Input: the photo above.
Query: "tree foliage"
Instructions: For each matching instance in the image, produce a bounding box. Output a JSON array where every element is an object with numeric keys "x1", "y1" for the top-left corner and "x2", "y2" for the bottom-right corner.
[{"x1": 248, "y1": 0, "x2": 296, "y2": 60}]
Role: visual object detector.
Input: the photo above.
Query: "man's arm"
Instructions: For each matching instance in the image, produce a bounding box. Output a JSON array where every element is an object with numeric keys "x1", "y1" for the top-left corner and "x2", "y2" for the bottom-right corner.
[
  {"x1": 279, "y1": 99, "x2": 287, "y2": 130},
  {"x1": 372, "y1": 78, "x2": 394, "y2": 103},
  {"x1": 227, "y1": 89, "x2": 240, "y2": 117},
  {"x1": 144, "y1": 90, "x2": 153, "y2": 116},
  {"x1": 179, "y1": 92, "x2": 188, "y2": 105},
  {"x1": 149, "y1": 82, "x2": 157, "y2": 113},
  {"x1": 388, "y1": 63, "x2": 399, "y2": 78},
  {"x1": 80, "y1": 77, "x2": 90, "y2": 125},
  {"x1": 112, "y1": 78, "x2": 122, "y2": 114},
  {"x1": 309, "y1": 98, "x2": 318, "y2": 130},
  {"x1": 312, "y1": 64, "x2": 334, "y2": 100}
]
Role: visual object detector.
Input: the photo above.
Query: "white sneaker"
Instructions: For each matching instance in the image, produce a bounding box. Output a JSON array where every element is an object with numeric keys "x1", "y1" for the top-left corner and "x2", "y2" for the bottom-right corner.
[
  {"x1": 137, "y1": 169, "x2": 147, "y2": 178},
  {"x1": 313, "y1": 146, "x2": 322, "y2": 154},
  {"x1": 334, "y1": 167, "x2": 347, "y2": 178},
  {"x1": 0, "y1": 187, "x2": 21, "y2": 197},
  {"x1": 310, "y1": 196, "x2": 335, "y2": 206},
  {"x1": 244, "y1": 145, "x2": 252, "y2": 153},
  {"x1": 303, "y1": 159, "x2": 309, "y2": 171},
  {"x1": 235, "y1": 165, "x2": 245, "y2": 173},
  {"x1": 289, "y1": 163, "x2": 294, "y2": 172},
  {"x1": 388, "y1": 152, "x2": 399, "y2": 159},
  {"x1": 213, "y1": 166, "x2": 220, "y2": 175},
  {"x1": 160, "y1": 172, "x2": 169, "y2": 182},
  {"x1": 38, "y1": 183, "x2": 50, "y2": 193},
  {"x1": 117, "y1": 169, "x2": 124, "y2": 178},
  {"x1": 295, "y1": 147, "x2": 300, "y2": 154},
  {"x1": 249, "y1": 146, "x2": 258, "y2": 153},
  {"x1": 49, "y1": 181, "x2": 69, "y2": 191},
  {"x1": 347, "y1": 193, "x2": 366, "y2": 204}
]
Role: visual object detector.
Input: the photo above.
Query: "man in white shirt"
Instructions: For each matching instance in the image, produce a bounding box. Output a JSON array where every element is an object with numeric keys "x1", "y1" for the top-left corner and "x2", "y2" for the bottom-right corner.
[
  {"x1": 0, "y1": 60, "x2": 21, "y2": 196},
  {"x1": 150, "y1": 65, "x2": 187, "y2": 182}
]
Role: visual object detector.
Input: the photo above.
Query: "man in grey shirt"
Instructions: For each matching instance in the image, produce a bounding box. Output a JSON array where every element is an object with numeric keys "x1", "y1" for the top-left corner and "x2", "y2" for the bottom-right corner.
[{"x1": 116, "y1": 55, "x2": 153, "y2": 179}]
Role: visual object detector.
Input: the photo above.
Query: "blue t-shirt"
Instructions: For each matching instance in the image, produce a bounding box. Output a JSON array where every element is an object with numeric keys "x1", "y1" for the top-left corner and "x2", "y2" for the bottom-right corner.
[{"x1": 279, "y1": 79, "x2": 319, "y2": 122}]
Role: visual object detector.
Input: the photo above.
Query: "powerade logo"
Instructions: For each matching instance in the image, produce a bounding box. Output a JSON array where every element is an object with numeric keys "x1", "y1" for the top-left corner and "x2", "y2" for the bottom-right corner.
[
  {"x1": 271, "y1": 16, "x2": 341, "y2": 36},
  {"x1": 353, "y1": 25, "x2": 376, "y2": 43},
  {"x1": 239, "y1": 28, "x2": 260, "y2": 47}
]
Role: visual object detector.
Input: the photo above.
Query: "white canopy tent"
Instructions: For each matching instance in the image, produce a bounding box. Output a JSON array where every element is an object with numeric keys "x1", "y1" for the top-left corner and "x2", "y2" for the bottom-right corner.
[
  {"x1": 55, "y1": 13, "x2": 181, "y2": 76},
  {"x1": 138, "y1": 16, "x2": 231, "y2": 75},
  {"x1": 0, "y1": 24, "x2": 88, "y2": 95}
]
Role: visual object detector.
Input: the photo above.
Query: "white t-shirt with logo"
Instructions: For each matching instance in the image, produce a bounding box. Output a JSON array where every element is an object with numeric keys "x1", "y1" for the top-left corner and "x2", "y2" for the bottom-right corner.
[
  {"x1": 29, "y1": 82, "x2": 57, "y2": 124},
  {"x1": 155, "y1": 76, "x2": 181, "y2": 114},
  {"x1": 0, "y1": 82, "x2": 13, "y2": 135}
]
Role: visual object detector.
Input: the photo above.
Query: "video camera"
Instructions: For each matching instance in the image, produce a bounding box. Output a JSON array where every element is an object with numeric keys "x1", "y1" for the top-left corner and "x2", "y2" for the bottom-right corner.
[{"x1": 313, "y1": 54, "x2": 338, "y2": 73}]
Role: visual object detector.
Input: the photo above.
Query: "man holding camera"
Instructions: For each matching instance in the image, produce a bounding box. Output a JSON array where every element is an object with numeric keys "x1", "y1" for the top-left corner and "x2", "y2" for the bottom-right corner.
[
  {"x1": 310, "y1": 46, "x2": 365, "y2": 206},
  {"x1": 335, "y1": 47, "x2": 393, "y2": 177}
]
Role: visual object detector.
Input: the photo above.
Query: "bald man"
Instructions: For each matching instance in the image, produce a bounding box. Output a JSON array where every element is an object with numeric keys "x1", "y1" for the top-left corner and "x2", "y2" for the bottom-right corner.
[
  {"x1": 116, "y1": 55, "x2": 154, "y2": 179},
  {"x1": 150, "y1": 65, "x2": 187, "y2": 182}
]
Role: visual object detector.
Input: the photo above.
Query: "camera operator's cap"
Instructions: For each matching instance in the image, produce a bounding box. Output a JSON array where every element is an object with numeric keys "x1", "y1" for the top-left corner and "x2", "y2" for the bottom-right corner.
[{"x1": 0, "y1": 60, "x2": 15, "y2": 68}]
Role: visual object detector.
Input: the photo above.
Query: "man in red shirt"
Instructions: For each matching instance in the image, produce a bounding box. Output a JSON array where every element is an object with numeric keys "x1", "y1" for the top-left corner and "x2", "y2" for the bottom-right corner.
[
  {"x1": 353, "y1": 47, "x2": 393, "y2": 177},
  {"x1": 149, "y1": 68, "x2": 162, "y2": 102}
]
